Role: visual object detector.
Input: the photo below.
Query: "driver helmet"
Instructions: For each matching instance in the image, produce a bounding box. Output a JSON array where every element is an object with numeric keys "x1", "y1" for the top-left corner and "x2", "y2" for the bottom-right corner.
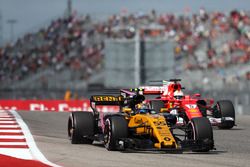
[
  {"x1": 136, "y1": 101, "x2": 148, "y2": 109},
  {"x1": 136, "y1": 101, "x2": 149, "y2": 114},
  {"x1": 173, "y1": 90, "x2": 184, "y2": 100}
]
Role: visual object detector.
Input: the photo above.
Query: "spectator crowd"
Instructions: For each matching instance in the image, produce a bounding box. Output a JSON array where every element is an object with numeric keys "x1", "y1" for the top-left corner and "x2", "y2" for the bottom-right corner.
[{"x1": 0, "y1": 8, "x2": 249, "y2": 83}]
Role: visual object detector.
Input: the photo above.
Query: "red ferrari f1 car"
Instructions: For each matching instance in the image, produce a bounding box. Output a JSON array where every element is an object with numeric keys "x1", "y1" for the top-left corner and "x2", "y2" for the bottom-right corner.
[{"x1": 121, "y1": 79, "x2": 236, "y2": 129}]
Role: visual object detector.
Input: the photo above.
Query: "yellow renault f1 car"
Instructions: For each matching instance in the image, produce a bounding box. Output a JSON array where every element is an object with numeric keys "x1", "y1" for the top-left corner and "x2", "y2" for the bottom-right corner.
[{"x1": 68, "y1": 94, "x2": 214, "y2": 152}]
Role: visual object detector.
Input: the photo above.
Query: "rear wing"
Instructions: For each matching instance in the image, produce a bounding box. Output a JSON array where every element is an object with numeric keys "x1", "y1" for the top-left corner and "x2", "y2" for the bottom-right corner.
[
  {"x1": 139, "y1": 86, "x2": 166, "y2": 95},
  {"x1": 120, "y1": 87, "x2": 165, "y2": 95},
  {"x1": 90, "y1": 95, "x2": 124, "y2": 115},
  {"x1": 123, "y1": 79, "x2": 184, "y2": 95},
  {"x1": 90, "y1": 93, "x2": 145, "y2": 114},
  {"x1": 137, "y1": 79, "x2": 183, "y2": 95},
  {"x1": 90, "y1": 95, "x2": 124, "y2": 106}
]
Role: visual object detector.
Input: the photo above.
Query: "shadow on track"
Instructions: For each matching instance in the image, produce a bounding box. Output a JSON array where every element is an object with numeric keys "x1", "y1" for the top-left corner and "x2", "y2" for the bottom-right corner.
[
  {"x1": 92, "y1": 142, "x2": 226, "y2": 155},
  {"x1": 213, "y1": 127, "x2": 244, "y2": 131},
  {"x1": 185, "y1": 150, "x2": 227, "y2": 155}
]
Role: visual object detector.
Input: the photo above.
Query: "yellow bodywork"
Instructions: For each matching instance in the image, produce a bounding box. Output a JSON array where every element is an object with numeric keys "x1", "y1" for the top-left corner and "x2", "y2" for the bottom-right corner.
[{"x1": 127, "y1": 113, "x2": 178, "y2": 149}]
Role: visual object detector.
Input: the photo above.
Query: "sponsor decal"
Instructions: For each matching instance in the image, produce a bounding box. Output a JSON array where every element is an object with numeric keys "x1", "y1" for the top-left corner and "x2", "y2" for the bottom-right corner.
[
  {"x1": 140, "y1": 86, "x2": 168, "y2": 94},
  {"x1": 189, "y1": 108, "x2": 198, "y2": 113},
  {"x1": 185, "y1": 104, "x2": 197, "y2": 109},
  {"x1": 0, "y1": 100, "x2": 119, "y2": 112},
  {"x1": 92, "y1": 95, "x2": 123, "y2": 102},
  {"x1": 164, "y1": 137, "x2": 171, "y2": 141}
]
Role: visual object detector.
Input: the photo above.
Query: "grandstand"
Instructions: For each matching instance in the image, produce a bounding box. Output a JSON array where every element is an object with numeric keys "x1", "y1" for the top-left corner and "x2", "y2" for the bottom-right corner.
[{"x1": 0, "y1": 9, "x2": 249, "y2": 101}]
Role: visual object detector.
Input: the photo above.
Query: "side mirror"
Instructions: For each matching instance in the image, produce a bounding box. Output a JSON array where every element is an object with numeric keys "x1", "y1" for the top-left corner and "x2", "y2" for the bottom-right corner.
[
  {"x1": 194, "y1": 93, "x2": 201, "y2": 97},
  {"x1": 122, "y1": 108, "x2": 132, "y2": 114},
  {"x1": 160, "y1": 108, "x2": 168, "y2": 112},
  {"x1": 207, "y1": 99, "x2": 214, "y2": 106}
]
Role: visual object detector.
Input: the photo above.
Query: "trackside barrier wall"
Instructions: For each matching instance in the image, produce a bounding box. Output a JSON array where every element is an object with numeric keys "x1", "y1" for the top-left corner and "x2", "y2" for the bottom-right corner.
[
  {"x1": 0, "y1": 100, "x2": 119, "y2": 112},
  {"x1": 0, "y1": 97, "x2": 247, "y2": 115}
]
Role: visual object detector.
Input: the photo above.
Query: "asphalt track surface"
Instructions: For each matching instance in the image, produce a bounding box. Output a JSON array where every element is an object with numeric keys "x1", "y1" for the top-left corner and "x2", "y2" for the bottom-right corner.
[{"x1": 18, "y1": 111, "x2": 250, "y2": 167}]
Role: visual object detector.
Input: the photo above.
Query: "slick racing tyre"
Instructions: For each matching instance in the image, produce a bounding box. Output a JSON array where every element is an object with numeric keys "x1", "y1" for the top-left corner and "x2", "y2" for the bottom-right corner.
[
  {"x1": 68, "y1": 111, "x2": 94, "y2": 144},
  {"x1": 188, "y1": 117, "x2": 214, "y2": 152},
  {"x1": 104, "y1": 116, "x2": 128, "y2": 151},
  {"x1": 216, "y1": 100, "x2": 235, "y2": 129}
]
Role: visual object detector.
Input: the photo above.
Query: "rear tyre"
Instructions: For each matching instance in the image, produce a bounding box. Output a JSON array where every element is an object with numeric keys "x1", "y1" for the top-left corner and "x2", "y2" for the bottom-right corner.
[
  {"x1": 68, "y1": 111, "x2": 94, "y2": 144},
  {"x1": 150, "y1": 100, "x2": 165, "y2": 113},
  {"x1": 189, "y1": 117, "x2": 214, "y2": 152},
  {"x1": 104, "y1": 116, "x2": 128, "y2": 151},
  {"x1": 216, "y1": 100, "x2": 235, "y2": 129}
]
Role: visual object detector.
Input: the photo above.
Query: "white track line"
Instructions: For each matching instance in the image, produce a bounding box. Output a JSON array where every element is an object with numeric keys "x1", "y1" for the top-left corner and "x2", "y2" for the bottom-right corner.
[
  {"x1": 0, "y1": 142, "x2": 27, "y2": 145},
  {"x1": 0, "y1": 121, "x2": 16, "y2": 124},
  {"x1": 0, "y1": 118, "x2": 15, "y2": 120},
  {"x1": 0, "y1": 148, "x2": 33, "y2": 159},
  {"x1": 0, "y1": 136, "x2": 25, "y2": 139},
  {"x1": 10, "y1": 110, "x2": 61, "y2": 167},
  {"x1": 0, "y1": 111, "x2": 9, "y2": 113},
  {"x1": 0, "y1": 125, "x2": 20, "y2": 128},
  {"x1": 0, "y1": 130, "x2": 22, "y2": 133}
]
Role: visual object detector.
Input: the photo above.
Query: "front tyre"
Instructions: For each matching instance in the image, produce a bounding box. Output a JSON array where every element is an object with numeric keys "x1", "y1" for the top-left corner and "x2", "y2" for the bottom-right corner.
[
  {"x1": 216, "y1": 100, "x2": 235, "y2": 129},
  {"x1": 189, "y1": 117, "x2": 214, "y2": 152},
  {"x1": 104, "y1": 116, "x2": 128, "y2": 151}
]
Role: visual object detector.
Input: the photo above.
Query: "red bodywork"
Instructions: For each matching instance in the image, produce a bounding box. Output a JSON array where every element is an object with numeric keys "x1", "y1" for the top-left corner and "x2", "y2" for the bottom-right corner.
[{"x1": 141, "y1": 81, "x2": 214, "y2": 121}]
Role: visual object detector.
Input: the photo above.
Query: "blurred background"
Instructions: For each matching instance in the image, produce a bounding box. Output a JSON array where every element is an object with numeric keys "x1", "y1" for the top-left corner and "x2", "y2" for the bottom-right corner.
[{"x1": 0, "y1": 0, "x2": 249, "y2": 113}]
